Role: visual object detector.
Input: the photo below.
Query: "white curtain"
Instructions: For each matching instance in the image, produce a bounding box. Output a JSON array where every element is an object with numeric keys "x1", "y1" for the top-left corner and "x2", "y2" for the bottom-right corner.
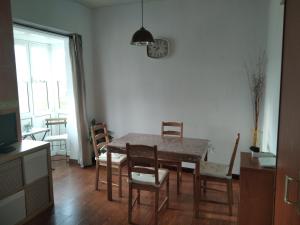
[{"x1": 68, "y1": 34, "x2": 91, "y2": 167}]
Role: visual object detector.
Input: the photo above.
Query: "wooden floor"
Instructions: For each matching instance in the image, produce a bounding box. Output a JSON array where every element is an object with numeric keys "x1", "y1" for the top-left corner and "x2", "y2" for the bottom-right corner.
[{"x1": 25, "y1": 160, "x2": 240, "y2": 225}]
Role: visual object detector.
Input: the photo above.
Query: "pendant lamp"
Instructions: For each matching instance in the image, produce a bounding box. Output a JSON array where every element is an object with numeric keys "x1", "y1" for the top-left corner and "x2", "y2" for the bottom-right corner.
[{"x1": 131, "y1": 0, "x2": 155, "y2": 46}]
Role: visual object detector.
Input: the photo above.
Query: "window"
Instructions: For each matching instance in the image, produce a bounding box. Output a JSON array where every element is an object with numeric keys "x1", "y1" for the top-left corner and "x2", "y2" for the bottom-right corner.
[
  {"x1": 14, "y1": 27, "x2": 69, "y2": 130},
  {"x1": 13, "y1": 26, "x2": 81, "y2": 160}
]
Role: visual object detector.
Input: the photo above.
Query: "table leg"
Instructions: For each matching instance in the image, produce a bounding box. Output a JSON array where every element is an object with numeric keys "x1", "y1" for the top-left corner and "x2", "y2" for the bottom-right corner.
[
  {"x1": 107, "y1": 147, "x2": 113, "y2": 201},
  {"x1": 30, "y1": 134, "x2": 36, "y2": 141},
  {"x1": 194, "y1": 160, "x2": 200, "y2": 218},
  {"x1": 41, "y1": 131, "x2": 48, "y2": 141}
]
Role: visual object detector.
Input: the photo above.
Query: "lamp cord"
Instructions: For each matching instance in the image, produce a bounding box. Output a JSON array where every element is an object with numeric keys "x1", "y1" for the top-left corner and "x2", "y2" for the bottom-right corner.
[{"x1": 141, "y1": 0, "x2": 144, "y2": 27}]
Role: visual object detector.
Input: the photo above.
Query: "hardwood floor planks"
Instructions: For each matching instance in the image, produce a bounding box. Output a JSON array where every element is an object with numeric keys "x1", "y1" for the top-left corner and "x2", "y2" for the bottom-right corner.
[{"x1": 25, "y1": 161, "x2": 239, "y2": 225}]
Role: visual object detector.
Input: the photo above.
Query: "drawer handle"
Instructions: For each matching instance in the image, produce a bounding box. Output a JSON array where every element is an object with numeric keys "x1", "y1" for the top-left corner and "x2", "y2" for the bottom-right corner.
[
  {"x1": 284, "y1": 175, "x2": 296, "y2": 205},
  {"x1": 284, "y1": 174, "x2": 300, "y2": 215}
]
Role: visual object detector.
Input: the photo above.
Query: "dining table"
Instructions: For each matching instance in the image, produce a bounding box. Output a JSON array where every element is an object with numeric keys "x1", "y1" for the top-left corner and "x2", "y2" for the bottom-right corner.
[
  {"x1": 106, "y1": 132, "x2": 209, "y2": 218},
  {"x1": 22, "y1": 127, "x2": 50, "y2": 141}
]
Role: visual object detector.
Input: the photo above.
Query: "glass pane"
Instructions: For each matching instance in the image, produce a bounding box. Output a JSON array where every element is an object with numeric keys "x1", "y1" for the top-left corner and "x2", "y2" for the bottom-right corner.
[
  {"x1": 29, "y1": 44, "x2": 51, "y2": 81},
  {"x1": 52, "y1": 45, "x2": 67, "y2": 82},
  {"x1": 18, "y1": 82, "x2": 30, "y2": 113},
  {"x1": 32, "y1": 82, "x2": 49, "y2": 113},
  {"x1": 58, "y1": 81, "x2": 68, "y2": 111},
  {"x1": 14, "y1": 43, "x2": 30, "y2": 82}
]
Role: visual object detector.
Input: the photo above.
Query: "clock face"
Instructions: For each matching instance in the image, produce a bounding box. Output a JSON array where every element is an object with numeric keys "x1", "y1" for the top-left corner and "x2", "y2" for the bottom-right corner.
[{"x1": 147, "y1": 39, "x2": 169, "y2": 58}]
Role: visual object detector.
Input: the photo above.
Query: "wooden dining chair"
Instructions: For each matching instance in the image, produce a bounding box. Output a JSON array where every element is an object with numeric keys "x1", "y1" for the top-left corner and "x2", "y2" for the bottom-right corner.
[
  {"x1": 194, "y1": 133, "x2": 240, "y2": 216},
  {"x1": 126, "y1": 143, "x2": 169, "y2": 225},
  {"x1": 91, "y1": 123, "x2": 127, "y2": 197},
  {"x1": 160, "y1": 121, "x2": 183, "y2": 194}
]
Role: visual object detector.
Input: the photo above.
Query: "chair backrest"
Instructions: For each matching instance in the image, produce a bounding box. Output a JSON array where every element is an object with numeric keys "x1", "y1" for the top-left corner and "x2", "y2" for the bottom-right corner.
[
  {"x1": 90, "y1": 123, "x2": 110, "y2": 158},
  {"x1": 126, "y1": 143, "x2": 159, "y2": 185},
  {"x1": 45, "y1": 118, "x2": 67, "y2": 127},
  {"x1": 161, "y1": 121, "x2": 183, "y2": 138},
  {"x1": 45, "y1": 118, "x2": 67, "y2": 136},
  {"x1": 227, "y1": 133, "x2": 240, "y2": 176}
]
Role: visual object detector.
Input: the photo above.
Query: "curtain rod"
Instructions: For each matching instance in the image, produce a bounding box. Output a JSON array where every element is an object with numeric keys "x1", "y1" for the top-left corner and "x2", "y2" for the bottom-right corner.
[{"x1": 13, "y1": 21, "x2": 73, "y2": 38}]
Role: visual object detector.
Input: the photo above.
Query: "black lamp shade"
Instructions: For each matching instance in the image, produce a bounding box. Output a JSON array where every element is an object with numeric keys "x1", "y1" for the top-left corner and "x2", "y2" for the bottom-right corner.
[{"x1": 131, "y1": 27, "x2": 155, "y2": 46}]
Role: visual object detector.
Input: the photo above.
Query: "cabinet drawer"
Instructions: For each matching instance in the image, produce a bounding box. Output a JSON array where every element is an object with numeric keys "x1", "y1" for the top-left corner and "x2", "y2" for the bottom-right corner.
[
  {"x1": 23, "y1": 149, "x2": 48, "y2": 184},
  {"x1": 0, "y1": 158, "x2": 23, "y2": 200},
  {"x1": 0, "y1": 191, "x2": 26, "y2": 225},
  {"x1": 25, "y1": 177, "x2": 50, "y2": 216}
]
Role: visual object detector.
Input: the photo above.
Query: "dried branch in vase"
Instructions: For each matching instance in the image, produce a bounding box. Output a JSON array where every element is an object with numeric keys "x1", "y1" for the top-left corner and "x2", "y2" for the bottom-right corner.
[{"x1": 245, "y1": 52, "x2": 267, "y2": 149}]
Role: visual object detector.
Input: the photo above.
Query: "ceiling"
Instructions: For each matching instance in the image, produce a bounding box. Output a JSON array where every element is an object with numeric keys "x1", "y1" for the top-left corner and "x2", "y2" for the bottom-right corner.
[{"x1": 71, "y1": 0, "x2": 161, "y2": 8}]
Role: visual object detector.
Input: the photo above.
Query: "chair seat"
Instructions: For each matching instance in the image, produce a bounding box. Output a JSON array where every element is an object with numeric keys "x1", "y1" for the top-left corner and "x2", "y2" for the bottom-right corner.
[
  {"x1": 131, "y1": 168, "x2": 169, "y2": 186},
  {"x1": 44, "y1": 134, "x2": 68, "y2": 142},
  {"x1": 200, "y1": 161, "x2": 231, "y2": 179},
  {"x1": 96, "y1": 152, "x2": 126, "y2": 165}
]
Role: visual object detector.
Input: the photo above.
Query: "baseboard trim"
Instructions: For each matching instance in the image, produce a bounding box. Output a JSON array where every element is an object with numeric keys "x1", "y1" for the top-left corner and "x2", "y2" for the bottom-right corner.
[
  {"x1": 69, "y1": 159, "x2": 78, "y2": 165},
  {"x1": 51, "y1": 155, "x2": 78, "y2": 165}
]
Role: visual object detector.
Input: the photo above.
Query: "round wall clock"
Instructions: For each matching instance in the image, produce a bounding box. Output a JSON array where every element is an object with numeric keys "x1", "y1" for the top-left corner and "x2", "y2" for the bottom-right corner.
[{"x1": 147, "y1": 38, "x2": 169, "y2": 59}]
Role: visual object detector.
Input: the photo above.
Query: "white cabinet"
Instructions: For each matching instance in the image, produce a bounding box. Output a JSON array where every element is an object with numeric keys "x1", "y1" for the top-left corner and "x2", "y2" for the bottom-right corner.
[
  {"x1": 0, "y1": 191, "x2": 26, "y2": 225},
  {"x1": 0, "y1": 141, "x2": 53, "y2": 225}
]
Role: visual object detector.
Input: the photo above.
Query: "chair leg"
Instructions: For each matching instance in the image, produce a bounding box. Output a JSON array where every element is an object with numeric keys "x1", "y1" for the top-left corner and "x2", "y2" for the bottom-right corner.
[
  {"x1": 65, "y1": 140, "x2": 68, "y2": 164},
  {"x1": 227, "y1": 180, "x2": 233, "y2": 216},
  {"x1": 230, "y1": 181, "x2": 234, "y2": 203},
  {"x1": 95, "y1": 162, "x2": 100, "y2": 191},
  {"x1": 118, "y1": 166, "x2": 122, "y2": 198},
  {"x1": 128, "y1": 184, "x2": 133, "y2": 224},
  {"x1": 230, "y1": 180, "x2": 234, "y2": 211},
  {"x1": 193, "y1": 173, "x2": 201, "y2": 214},
  {"x1": 154, "y1": 190, "x2": 159, "y2": 225},
  {"x1": 166, "y1": 175, "x2": 170, "y2": 208},
  {"x1": 176, "y1": 165, "x2": 180, "y2": 195},
  {"x1": 193, "y1": 174, "x2": 196, "y2": 199},
  {"x1": 179, "y1": 164, "x2": 182, "y2": 182},
  {"x1": 203, "y1": 179, "x2": 207, "y2": 194},
  {"x1": 137, "y1": 189, "x2": 140, "y2": 204}
]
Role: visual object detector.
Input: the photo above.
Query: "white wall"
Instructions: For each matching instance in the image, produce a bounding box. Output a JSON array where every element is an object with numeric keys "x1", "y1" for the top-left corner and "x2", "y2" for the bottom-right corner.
[
  {"x1": 261, "y1": 0, "x2": 284, "y2": 155},
  {"x1": 10, "y1": 0, "x2": 95, "y2": 160},
  {"x1": 92, "y1": 0, "x2": 270, "y2": 174}
]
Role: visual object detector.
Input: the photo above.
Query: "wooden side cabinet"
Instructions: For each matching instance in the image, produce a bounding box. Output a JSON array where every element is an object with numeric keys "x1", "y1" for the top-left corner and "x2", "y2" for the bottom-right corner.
[
  {"x1": 0, "y1": 140, "x2": 53, "y2": 225},
  {"x1": 238, "y1": 152, "x2": 275, "y2": 225}
]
